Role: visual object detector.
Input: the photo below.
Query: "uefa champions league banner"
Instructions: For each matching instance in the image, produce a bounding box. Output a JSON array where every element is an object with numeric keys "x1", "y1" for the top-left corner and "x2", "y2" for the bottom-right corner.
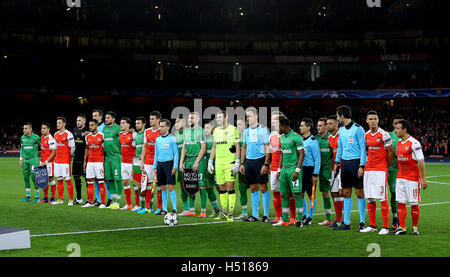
[{"x1": 1, "y1": 88, "x2": 449, "y2": 99}]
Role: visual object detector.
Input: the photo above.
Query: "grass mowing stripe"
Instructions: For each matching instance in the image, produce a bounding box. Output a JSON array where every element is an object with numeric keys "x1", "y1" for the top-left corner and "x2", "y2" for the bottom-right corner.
[
  {"x1": 29, "y1": 201, "x2": 450, "y2": 238},
  {"x1": 312, "y1": 201, "x2": 450, "y2": 216}
]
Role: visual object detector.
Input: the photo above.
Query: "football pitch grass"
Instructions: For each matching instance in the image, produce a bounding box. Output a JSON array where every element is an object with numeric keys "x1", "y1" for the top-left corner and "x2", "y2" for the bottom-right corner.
[{"x1": 0, "y1": 157, "x2": 449, "y2": 257}]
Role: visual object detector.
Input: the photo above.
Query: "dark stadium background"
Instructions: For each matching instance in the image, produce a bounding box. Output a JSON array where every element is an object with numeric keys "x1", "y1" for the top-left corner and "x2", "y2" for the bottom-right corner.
[{"x1": 0, "y1": 0, "x2": 448, "y2": 159}]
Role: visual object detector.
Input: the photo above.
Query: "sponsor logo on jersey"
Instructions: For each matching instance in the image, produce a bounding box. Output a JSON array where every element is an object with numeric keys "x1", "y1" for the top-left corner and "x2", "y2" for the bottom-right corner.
[
  {"x1": 320, "y1": 148, "x2": 330, "y2": 152},
  {"x1": 104, "y1": 137, "x2": 113, "y2": 141},
  {"x1": 23, "y1": 146, "x2": 34, "y2": 149},
  {"x1": 282, "y1": 149, "x2": 292, "y2": 154},
  {"x1": 216, "y1": 141, "x2": 228, "y2": 145},
  {"x1": 368, "y1": 146, "x2": 381, "y2": 150}
]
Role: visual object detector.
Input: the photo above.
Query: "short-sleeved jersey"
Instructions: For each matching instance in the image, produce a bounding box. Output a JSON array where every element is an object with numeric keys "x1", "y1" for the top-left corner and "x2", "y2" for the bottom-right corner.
[
  {"x1": 243, "y1": 125, "x2": 270, "y2": 160},
  {"x1": 302, "y1": 135, "x2": 321, "y2": 175},
  {"x1": 389, "y1": 130, "x2": 400, "y2": 170},
  {"x1": 134, "y1": 130, "x2": 145, "y2": 158},
  {"x1": 328, "y1": 132, "x2": 339, "y2": 168},
  {"x1": 97, "y1": 123, "x2": 105, "y2": 133},
  {"x1": 336, "y1": 122, "x2": 367, "y2": 166},
  {"x1": 269, "y1": 132, "x2": 282, "y2": 171},
  {"x1": 397, "y1": 136, "x2": 424, "y2": 182},
  {"x1": 20, "y1": 133, "x2": 41, "y2": 160},
  {"x1": 365, "y1": 128, "x2": 392, "y2": 171},
  {"x1": 175, "y1": 129, "x2": 184, "y2": 157},
  {"x1": 54, "y1": 130, "x2": 75, "y2": 164},
  {"x1": 103, "y1": 123, "x2": 122, "y2": 159},
  {"x1": 143, "y1": 128, "x2": 161, "y2": 165},
  {"x1": 40, "y1": 134, "x2": 56, "y2": 162},
  {"x1": 239, "y1": 131, "x2": 244, "y2": 148},
  {"x1": 205, "y1": 135, "x2": 214, "y2": 159},
  {"x1": 316, "y1": 132, "x2": 333, "y2": 170},
  {"x1": 183, "y1": 126, "x2": 206, "y2": 158},
  {"x1": 213, "y1": 124, "x2": 239, "y2": 164},
  {"x1": 120, "y1": 131, "x2": 136, "y2": 163},
  {"x1": 280, "y1": 130, "x2": 304, "y2": 167},
  {"x1": 73, "y1": 126, "x2": 88, "y2": 161},
  {"x1": 154, "y1": 134, "x2": 179, "y2": 169},
  {"x1": 85, "y1": 132, "x2": 104, "y2": 163}
]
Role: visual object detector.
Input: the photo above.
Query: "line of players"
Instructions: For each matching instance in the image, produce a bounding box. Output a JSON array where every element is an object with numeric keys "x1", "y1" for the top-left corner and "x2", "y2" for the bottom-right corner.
[{"x1": 19, "y1": 105, "x2": 428, "y2": 235}]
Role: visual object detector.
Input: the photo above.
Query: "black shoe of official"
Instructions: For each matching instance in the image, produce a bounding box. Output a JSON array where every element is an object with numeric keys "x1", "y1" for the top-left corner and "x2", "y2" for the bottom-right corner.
[
  {"x1": 303, "y1": 217, "x2": 312, "y2": 226},
  {"x1": 244, "y1": 216, "x2": 259, "y2": 222},
  {"x1": 302, "y1": 215, "x2": 307, "y2": 222},
  {"x1": 156, "y1": 210, "x2": 167, "y2": 216},
  {"x1": 296, "y1": 220, "x2": 304, "y2": 228},
  {"x1": 260, "y1": 216, "x2": 269, "y2": 223},
  {"x1": 334, "y1": 223, "x2": 351, "y2": 230},
  {"x1": 358, "y1": 222, "x2": 365, "y2": 232},
  {"x1": 106, "y1": 199, "x2": 112, "y2": 207},
  {"x1": 72, "y1": 199, "x2": 80, "y2": 205},
  {"x1": 93, "y1": 200, "x2": 100, "y2": 207}
]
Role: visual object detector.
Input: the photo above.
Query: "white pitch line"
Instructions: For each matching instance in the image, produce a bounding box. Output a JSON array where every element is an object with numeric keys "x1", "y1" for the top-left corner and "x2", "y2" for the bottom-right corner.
[
  {"x1": 30, "y1": 201, "x2": 450, "y2": 238},
  {"x1": 30, "y1": 221, "x2": 231, "y2": 238},
  {"x1": 426, "y1": 175, "x2": 450, "y2": 178},
  {"x1": 427, "y1": 181, "x2": 450, "y2": 185}
]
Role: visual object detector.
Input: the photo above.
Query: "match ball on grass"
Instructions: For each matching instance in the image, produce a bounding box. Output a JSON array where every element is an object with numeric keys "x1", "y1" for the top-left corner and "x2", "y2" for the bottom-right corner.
[{"x1": 164, "y1": 212, "x2": 178, "y2": 226}]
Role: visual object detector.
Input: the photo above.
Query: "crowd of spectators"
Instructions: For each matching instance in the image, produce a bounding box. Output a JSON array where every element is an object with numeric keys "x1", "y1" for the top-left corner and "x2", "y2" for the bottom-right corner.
[
  {"x1": 282, "y1": 104, "x2": 449, "y2": 158},
  {"x1": 1, "y1": 104, "x2": 448, "y2": 157},
  {"x1": 0, "y1": 123, "x2": 21, "y2": 153}
]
